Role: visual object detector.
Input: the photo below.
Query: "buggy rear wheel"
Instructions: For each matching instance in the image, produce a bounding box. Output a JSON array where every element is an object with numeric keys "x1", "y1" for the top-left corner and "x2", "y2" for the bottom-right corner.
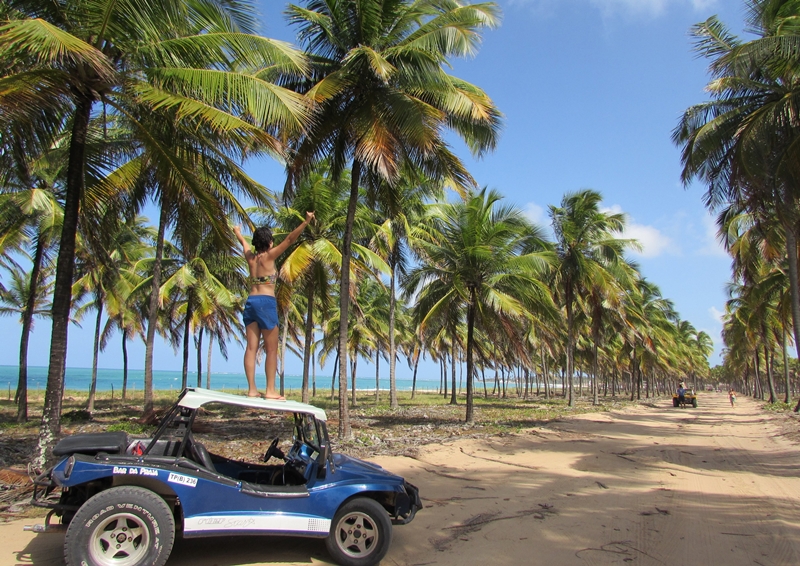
[{"x1": 64, "y1": 486, "x2": 175, "y2": 566}]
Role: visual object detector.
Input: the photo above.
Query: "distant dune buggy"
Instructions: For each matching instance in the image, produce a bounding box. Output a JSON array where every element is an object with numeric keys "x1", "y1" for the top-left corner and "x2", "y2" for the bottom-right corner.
[{"x1": 673, "y1": 388, "x2": 698, "y2": 408}]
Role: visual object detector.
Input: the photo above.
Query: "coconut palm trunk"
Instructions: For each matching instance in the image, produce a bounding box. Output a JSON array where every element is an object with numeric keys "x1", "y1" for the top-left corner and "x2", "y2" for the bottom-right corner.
[
  {"x1": 389, "y1": 267, "x2": 398, "y2": 409},
  {"x1": 566, "y1": 290, "x2": 576, "y2": 407},
  {"x1": 337, "y1": 162, "x2": 360, "y2": 437},
  {"x1": 122, "y1": 333, "x2": 128, "y2": 400},
  {"x1": 196, "y1": 327, "x2": 203, "y2": 388},
  {"x1": 785, "y1": 228, "x2": 800, "y2": 411},
  {"x1": 330, "y1": 350, "x2": 339, "y2": 401},
  {"x1": 144, "y1": 203, "x2": 169, "y2": 417},
  {"x1": 592, "y1": 342, "x2": 600, "y2": 406},
  {"x1": 16, "y1": 236, "x2": 45, "y2": 423},
  {"x1": 465, "y1": 288, "x2": 477, "y2": 423},
  {"x1": 312, "y1": 345, "x2": 317, "y2": 397},
  {"x1": 783, "y1": 329, "x2": 791, "y2": 404},
  {"x1": 764, "y1": 342, "x2": 776, "y2": 403},
  {"x1": 36, "y1": 95, "x2": 93, "y2": 467},
  {"x1": 87, "y1": 301, "x2": 103, "y2": 413},
  {"x1": 411, "y1": 348, "x2": 420, "y2": 399},
  {"x1": 302, "y1": 285, "x2": 315, "y2": 403},
  {"x1": 374, "y1": 350, "x2": 380, "y2": 404},
  {"x1": 542, "y1": 347, "x2": 551, "y2": 400},
  {"x1": 206, "y1": 336, "x2": 213, "y2": 389},
  {"x1": 450, "y1": 349, "x2": 457, "y2": 405},
  {"x1": 350, "y1": 355, "x2": 358, "y2": 408},
  {"x1": 182, "y1": 302, "x2": 192, "y2": 390}
]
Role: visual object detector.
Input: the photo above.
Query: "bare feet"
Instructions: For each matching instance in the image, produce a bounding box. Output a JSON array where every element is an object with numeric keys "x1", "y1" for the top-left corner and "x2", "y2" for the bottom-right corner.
[
  {"x1": 246, "y1": 391, "x2": 265, "y2": 399},
  {"x1": 265, "y1": 393, "x2": 285, "y2": 401}
]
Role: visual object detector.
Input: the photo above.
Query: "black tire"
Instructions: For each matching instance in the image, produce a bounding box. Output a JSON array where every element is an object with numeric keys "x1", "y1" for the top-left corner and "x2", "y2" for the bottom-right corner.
[
  {"x1": 326, "y1": 497, "x2": 392, "y2": 566},
  {"x1": 692, "y1": 398, "x2": 698, "y2": 408},
  {"x1": 64, "y1": 486, "x2": 175, "y2": 566},
  {"x1": 673, "y1": 398, "x2": 679, "y2": 407}
]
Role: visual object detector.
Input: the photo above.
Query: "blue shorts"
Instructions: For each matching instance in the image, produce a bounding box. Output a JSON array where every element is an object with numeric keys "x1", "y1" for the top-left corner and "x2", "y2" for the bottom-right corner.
[{"x1": 242, "y1": 295, "x2": 278, "y2": 330}]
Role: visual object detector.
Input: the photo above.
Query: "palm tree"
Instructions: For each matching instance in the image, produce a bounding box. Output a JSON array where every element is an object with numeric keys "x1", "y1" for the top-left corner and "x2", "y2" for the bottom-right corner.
[
  {"x1": 284, "y1": 0, "x2": 502, "y2": 437},
  {"x1": 673, "y1": 1, "x2": 800, "y2": 372},
  {"x1": 72, "y1": 214, "x2": 153, "y2": 412},
  {"x1": 0, "y1": 188, "x2": 61, "y2": 422},
  {"x1": 0, "y1": 262, "x2": 54, "y2": 418},
  {"x1": 321, "y1": 277, "x2": 384, "y2": 408},
  {"x1": 718, "y1": 202, "x2": 792, "y2": 402},
  {"x1": 407, "y1": 188, "x2": 554, "y2": 422},
  {"x1": 158, "y1": 217, "x2": 241, "y2": 390},
  {"x1": 356, "y1": 277, "x2": 390, "y2": 403},
  {"x1": 2, "y1": 0, "x2": 311, "y2": 463},
  {"x1": 549, "y1": 189, "x2": 629, "y2": 407},
  {"x1": 275, "y1": 168, "x2": 348, "y2": 403},
  {"x1": 585, "y1": 259, "x2": 639, "y2": 405},
  {"x1": 370, "y1": 168, "x2": 444, "y2": 408},
  {"x1": 101, "y1": 266, "x2": 149, "y2": 401}
]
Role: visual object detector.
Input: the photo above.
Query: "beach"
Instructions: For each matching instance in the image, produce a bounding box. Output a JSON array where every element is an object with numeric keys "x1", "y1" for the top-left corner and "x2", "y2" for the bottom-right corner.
[{"x1": 4, "y1": 391, "x2": 800, "y2": 565}]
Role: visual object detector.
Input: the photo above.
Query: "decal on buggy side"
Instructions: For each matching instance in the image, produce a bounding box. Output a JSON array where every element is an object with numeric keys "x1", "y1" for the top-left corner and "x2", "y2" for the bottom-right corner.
[
  {"x1": 168, "y1": 472, "x2": 198, "y2": 487},
  {"x1": 184, "y1": 514, "x2": 330, "y2": 533},
  {"x1": 112, "y1": 466, "x2": 160, "y2": 477}
]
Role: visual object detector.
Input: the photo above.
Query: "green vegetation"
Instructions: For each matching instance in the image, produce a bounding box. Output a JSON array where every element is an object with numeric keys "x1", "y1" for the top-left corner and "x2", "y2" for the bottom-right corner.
[
  {"x1": 674, "y1": 0, "x2": 800, "y2": 407},
  {"x1": 2, "y1": 0, "x2": 750, "y2": 467}
]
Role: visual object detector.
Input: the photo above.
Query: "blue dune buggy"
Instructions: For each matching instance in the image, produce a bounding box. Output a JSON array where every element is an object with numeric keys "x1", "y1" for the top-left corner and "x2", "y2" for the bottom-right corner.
[{"x1": 29, "y1": 387, "x2": 421, "y2": 566}]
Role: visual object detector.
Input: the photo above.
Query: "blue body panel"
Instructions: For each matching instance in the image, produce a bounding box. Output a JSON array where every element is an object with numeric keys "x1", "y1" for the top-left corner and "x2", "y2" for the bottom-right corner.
[{"x1": 52, "y1": 452, "x2": 407, "y2": 539}]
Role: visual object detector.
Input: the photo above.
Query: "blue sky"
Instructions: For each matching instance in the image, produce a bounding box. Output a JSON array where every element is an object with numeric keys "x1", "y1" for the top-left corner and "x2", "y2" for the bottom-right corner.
[{"x1": 0, "y1": 0, "x2": 747, "y2": 380}]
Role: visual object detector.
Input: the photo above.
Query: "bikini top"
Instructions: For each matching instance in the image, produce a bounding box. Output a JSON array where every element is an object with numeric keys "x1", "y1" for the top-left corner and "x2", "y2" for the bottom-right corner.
[{"x1": 250, "y1": 273, "x2": 277, "y2": 285}]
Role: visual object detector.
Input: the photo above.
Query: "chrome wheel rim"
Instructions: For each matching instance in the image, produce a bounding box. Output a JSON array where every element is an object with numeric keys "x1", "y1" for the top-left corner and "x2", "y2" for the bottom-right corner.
[
  {"x1": 333, "y1": 510, "x2": 379, "y2": 559},
  {"x1": 87, "y1": 512, "x2": 150, "y2": 566}
]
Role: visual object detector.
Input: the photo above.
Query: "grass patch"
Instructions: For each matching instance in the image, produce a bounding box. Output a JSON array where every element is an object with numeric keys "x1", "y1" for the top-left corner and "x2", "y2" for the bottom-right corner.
[{"x1": 762, "y1": 401, "x2": 794, "y2": 413}]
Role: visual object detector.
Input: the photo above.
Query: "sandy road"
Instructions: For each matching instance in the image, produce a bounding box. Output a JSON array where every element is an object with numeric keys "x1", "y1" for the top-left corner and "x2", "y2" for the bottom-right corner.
[{"x1": 4, "y1": 392, "x2": 800, "y2": 565}]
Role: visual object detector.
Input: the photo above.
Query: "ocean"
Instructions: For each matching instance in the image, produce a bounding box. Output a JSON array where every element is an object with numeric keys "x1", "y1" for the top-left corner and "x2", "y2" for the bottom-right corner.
[{"x1": 0, "y1": 365, "x2": 440, "y2": 396}]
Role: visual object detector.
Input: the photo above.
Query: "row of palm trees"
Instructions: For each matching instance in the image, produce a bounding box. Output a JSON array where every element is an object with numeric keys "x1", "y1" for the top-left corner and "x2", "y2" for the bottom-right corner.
[
  {"x1": 1, "y1": 0, "x2": 507, "y2": 465},
  {"x1": 673, "y1": 0, "x2": 800, "y2": 407},
  {"x1": 1, "y1": 0, "x2": 712, "y2": 466},
  {"x1": 2, "y1": 168, "x2": 713, "y2": 424}
]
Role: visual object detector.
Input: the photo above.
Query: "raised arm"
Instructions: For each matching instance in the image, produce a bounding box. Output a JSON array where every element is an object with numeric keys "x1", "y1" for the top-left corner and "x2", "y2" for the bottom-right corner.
[
  {"x1": 233, "y1": 225, "x2": 251, "y2": 256},
  {"x1": 270, "y1": 212, "x2": 315, "y2": 257}
]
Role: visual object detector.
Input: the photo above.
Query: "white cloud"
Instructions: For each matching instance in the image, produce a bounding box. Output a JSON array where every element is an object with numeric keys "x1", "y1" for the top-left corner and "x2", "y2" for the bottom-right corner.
[
  {"x1": 588, "y1": 0, "x2": 716, "y2": 17},
  {"x1": 621, "y1": 222, "x2": 674, "y2": 258},
  {"x1": 601, "y1": 204, "x2": 674, "y2": 258},
  {"x1": 697, "y1": 212, "x2": 728, "y2": 257},
  {"x1": 508, "y1": 0, "x2": 717, "y2": 19},
  {"x1": 523, "y1": 202, "x2": 547, "y2": 226},
  {"x1": 709, "y1": 306, "x2": 725, "y2": 324}
]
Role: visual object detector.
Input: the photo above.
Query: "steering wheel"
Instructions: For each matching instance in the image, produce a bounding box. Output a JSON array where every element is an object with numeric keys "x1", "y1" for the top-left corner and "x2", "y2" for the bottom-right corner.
[{"x1": 263, "y1": 437, "x2": 284, "y2": 462}]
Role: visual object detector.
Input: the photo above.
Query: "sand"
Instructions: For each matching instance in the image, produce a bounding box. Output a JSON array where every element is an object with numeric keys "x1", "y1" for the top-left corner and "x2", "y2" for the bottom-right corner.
[{"x1": 4, "y1": 391, "x2": 800, "y2": 566}]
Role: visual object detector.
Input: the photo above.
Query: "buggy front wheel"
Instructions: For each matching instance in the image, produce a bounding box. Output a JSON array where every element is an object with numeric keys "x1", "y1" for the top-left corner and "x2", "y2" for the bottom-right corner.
[{"x1": 326, "y1": 497, "x2": 392, "y2": 566}]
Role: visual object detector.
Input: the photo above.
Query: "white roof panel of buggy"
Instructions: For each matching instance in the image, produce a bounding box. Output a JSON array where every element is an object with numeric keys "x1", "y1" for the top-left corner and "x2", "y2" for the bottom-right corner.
[{"x1": 178, "y1": 387, "x2": 327, "y2": 421}]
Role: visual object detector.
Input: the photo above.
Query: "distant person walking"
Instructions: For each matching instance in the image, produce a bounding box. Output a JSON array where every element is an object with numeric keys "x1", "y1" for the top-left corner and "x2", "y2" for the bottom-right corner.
[
  {"x1": 234, "y1": 212, "x2": 314, "y2": 399},
  {"x1": 729, "y1": 389, "x2": 736, "y2": 407}
]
